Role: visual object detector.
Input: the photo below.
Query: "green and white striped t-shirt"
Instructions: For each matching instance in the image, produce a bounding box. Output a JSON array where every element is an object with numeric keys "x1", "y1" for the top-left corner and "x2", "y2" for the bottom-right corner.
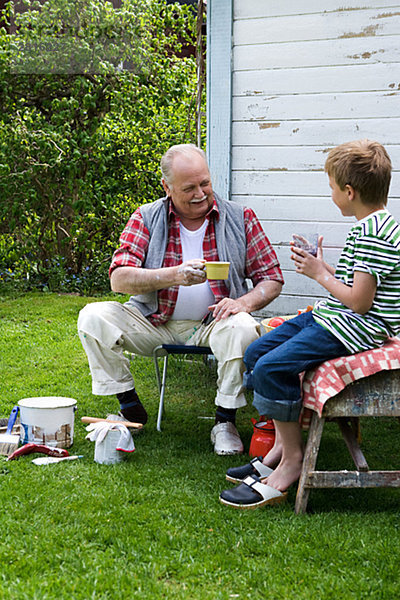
[{"x1": 313, "y1": 209, "x2": 400, "y2": 353}]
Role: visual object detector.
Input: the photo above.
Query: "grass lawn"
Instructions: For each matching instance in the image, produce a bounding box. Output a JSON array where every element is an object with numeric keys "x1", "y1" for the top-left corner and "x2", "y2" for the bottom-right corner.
[{"x1": 0, "y1": 292, "x2": 399, "y2": 599}]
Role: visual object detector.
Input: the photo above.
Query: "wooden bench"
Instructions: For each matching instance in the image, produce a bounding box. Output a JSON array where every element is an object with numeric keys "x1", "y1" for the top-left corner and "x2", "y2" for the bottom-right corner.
[{"x1": 295, "y1": 368, "x2": 400, "y2": 514}]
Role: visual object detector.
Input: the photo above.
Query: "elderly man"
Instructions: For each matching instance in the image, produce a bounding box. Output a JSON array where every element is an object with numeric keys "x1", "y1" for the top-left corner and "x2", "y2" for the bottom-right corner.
[{"x1": 78, "y1": 144, "x2": 283, "y2": 455}]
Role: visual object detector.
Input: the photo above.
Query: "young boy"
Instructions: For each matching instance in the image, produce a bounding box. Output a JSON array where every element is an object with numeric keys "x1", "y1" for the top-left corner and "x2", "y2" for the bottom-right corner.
[{"x1": 220, "y1": 139, "x2": 400, "y2": 509}]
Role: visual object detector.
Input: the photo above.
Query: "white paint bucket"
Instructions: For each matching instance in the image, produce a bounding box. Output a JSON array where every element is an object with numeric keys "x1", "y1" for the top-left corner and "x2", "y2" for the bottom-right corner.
[{"x1": 18, "y1": 397, "x2": 77, "y2": 448}]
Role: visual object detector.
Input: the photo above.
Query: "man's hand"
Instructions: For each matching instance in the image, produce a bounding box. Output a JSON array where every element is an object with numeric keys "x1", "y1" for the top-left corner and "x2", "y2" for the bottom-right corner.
[
  {"x1": 208, "y1": 280, "x2": 282, "y2": 321},
  {"x1": 177, "y1": 259, "x2": 206, "y2": 286},
  {"x1": 208, "y1": 297, "x2": 249, "y2": 321},
  {"x1": 110, "y1": 259, "x2": 206, "y2": 295}
]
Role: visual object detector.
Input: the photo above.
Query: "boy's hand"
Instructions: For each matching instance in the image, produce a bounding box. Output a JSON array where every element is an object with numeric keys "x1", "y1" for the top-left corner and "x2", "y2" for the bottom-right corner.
[
  {"x1": 316, "y1": 235, "x2": 324, "y2": 260},
  {"x1": 291, "y1": 239, "x2": 326, "y2": 280},
  {"x1": 291, "y1": 235, "x2": 328, "y2": 280},
  {"x1": 291, "y1": 235, "x2": 376, "y2": 313}
]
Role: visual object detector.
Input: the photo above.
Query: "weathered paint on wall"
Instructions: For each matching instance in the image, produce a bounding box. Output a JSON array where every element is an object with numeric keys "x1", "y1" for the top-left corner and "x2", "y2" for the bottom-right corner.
[{"x1": 225, "y1": 1, "x2": 400, "y2": 315}]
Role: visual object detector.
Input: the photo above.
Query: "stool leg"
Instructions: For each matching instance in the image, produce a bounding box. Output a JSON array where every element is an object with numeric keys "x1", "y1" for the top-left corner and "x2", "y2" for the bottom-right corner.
[
  {"x1": 156, "y1": 356, "x2": 168, "y2": 432},
  {"x1": 153, "y1": 354, "x2": 162, "y2": 393},
  {"x1": 295, "y1": 413, "x2": 325, "y2": 514}
]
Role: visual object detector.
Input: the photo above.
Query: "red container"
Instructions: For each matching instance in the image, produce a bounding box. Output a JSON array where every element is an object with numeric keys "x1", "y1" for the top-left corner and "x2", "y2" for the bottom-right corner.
[{"x1": 249, "y1": 417, "x2": 275, "y2": 458}]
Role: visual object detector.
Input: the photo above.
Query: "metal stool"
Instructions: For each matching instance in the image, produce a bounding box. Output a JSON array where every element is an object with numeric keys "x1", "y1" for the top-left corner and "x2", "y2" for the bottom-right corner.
[
  {"x1": 153, "y1": 344, "x2": 213, "y2": 431},
  {"x1": 295, "y1": 369, "x2": 400, "y2": 514}
]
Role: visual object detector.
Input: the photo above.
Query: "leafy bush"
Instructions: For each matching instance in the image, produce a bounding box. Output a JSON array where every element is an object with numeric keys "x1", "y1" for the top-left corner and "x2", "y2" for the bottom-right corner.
[{"x1": 0, "y1": 0, "x2": 200, "y2": 294}]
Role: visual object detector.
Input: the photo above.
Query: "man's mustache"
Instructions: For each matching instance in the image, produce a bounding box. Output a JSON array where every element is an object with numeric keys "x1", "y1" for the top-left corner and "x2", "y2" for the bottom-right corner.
[{"x1": 190, "y1": 195, "x2": 208, "y2": 204}]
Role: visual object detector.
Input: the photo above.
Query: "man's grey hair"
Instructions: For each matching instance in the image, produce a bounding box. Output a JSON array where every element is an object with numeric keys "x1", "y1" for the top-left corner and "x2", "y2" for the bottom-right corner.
[{"x1": 161, "y1": 144, "x2": 208, "y2": 187}]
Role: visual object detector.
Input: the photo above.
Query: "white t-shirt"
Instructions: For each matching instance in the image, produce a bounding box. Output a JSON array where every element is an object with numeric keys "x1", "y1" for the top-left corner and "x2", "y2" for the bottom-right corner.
[{"x1": 171, "y1": 220, "x2": 215, "y2": 320}]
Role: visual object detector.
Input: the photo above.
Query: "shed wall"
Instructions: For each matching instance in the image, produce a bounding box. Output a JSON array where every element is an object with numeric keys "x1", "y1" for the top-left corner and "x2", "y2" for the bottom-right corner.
[{"x1": 224, "y1": 1, "x2": 400, "y2": 315}]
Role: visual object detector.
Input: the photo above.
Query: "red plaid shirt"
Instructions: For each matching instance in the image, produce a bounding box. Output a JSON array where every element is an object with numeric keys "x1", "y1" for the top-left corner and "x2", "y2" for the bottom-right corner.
[{"x1": 110, "y1": 198, "x2": 283, "y2": 326}]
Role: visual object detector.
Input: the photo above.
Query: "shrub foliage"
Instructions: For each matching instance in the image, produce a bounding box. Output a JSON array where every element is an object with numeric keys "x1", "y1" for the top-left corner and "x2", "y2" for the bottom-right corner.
[{"x1": 0, "y1": 0, "x2": 199, "y2": 293}]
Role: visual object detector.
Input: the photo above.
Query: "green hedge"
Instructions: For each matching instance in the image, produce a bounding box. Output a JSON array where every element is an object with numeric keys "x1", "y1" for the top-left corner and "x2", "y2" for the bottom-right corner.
[{"x1": 0, "y1": 0, "x2": 202, "y2": 294}]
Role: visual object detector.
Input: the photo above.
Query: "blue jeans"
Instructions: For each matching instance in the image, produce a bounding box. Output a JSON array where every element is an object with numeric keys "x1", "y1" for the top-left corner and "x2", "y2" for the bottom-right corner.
[{"x1": 243, "y1": 312, "x2": 350, "y2": 422}]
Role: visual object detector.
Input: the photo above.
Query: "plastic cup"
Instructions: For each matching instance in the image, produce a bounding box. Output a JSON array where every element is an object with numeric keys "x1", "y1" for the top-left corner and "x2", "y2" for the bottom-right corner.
[
  {"x1": 204, "y1": 262, "x2": 230, "y2": 280},
  {"x1": 292, "y1": 233, "x2": 318, "y2": 257}
]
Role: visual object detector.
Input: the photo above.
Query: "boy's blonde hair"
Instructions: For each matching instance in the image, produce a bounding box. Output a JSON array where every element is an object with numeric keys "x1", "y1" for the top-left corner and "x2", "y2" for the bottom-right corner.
[{"x1": 325, "y1": 139, "x2": 392, "y2": 206}]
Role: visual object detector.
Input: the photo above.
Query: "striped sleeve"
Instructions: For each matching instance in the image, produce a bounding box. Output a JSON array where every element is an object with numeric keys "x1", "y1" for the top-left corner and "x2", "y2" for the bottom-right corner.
[{"x1": 353, "y1": 237, "x2": 400, "y2": 286}]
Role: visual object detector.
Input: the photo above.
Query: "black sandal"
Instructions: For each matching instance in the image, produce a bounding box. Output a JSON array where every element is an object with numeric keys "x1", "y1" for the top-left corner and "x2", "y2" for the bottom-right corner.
[
  {"x1": 220, "y1": 475, "x2": 288, "y2": 509},
  {"x1": 226, "y1": 456, "x2": 274, "y2": 483}
]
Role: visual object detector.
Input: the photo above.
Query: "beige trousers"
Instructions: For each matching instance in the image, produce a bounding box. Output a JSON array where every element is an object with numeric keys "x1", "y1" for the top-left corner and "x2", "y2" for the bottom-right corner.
[{"x1": 77, "y1": 301, "x2": 261, "y2": 409}]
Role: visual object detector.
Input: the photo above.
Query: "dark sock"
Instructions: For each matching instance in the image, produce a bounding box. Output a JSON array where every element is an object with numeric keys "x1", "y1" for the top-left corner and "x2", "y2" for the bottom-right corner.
[
  {"x1": 215, "y1": 406, "x2": 237, "y2": 425},
  {"x1": 117, "y1": 389, "x2": 148, "y2": 425}
]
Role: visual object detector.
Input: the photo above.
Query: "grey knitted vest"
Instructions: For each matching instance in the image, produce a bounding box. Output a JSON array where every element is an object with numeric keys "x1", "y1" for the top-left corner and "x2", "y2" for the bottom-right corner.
[{"x1": 124, "y1": 193, "x2": 248, "y2": 318}]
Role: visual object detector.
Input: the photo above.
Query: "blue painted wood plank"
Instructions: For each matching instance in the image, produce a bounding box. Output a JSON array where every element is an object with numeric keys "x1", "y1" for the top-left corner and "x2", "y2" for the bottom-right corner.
[{"x1": 206, "y1": 0, "x2": 233, "y2": 201}]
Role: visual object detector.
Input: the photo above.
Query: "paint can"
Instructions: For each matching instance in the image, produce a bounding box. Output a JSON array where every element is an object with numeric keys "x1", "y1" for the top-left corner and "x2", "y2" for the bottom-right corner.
[{"x1": 18, "y1": 397, "x2": 77, "y2": 448}]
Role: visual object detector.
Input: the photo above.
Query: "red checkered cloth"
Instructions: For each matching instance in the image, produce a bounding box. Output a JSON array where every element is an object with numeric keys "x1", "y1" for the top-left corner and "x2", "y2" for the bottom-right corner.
[{"x1": 301, "y1": 337, "x2": 400, "y2": 428}]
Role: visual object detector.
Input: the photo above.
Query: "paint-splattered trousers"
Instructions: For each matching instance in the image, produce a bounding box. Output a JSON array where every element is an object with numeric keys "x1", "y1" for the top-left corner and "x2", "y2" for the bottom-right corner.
[{"x1": 78, "y1": 301, "x2": 261, "y2": 409}]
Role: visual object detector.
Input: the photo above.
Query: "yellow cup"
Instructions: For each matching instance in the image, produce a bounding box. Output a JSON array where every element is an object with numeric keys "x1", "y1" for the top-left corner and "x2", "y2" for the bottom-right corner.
[{"x1": 204, "y1": 262, "x2": 230, "y2": 280}]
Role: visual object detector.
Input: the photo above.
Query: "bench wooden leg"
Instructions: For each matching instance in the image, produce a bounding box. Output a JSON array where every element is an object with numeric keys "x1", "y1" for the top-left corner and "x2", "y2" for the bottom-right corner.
[
  {"x1": 295, "y1": 412, "x2": 325, "y2": 514},
  {"x1": 336, "y1": 417, "x2": 369, "y2": 471}
]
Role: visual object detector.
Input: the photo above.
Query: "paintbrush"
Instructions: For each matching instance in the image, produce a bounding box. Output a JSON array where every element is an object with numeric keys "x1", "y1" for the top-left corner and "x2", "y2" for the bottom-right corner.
[
  {"x1": 0, "y1": 406, "x2": 20, "y2": 456},
  {"x1": 0, "y1": 420, "x2": 20, "y2": 434},
  {"x1": 81, "y1": 416, "x2": 143, "y2": 429}
]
